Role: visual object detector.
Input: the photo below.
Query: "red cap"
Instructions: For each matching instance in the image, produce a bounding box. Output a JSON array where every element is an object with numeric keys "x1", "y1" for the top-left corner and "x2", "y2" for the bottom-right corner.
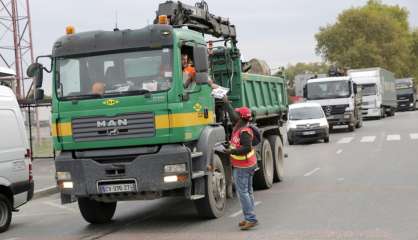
[{"x1": 235, "y1": 107, "x2": 252, "y2": 120}]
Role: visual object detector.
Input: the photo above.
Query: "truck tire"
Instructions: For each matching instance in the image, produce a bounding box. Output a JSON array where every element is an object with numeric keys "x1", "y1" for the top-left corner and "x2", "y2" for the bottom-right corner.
[
  {"x1": 254, "y1": 139, "x2": 274, "y2": 190},
  {"x1": 348, "y1": 124, "x2": 355, "y2": 132},
  {"x1": 0, "y1": 194, "x2": 12, "y2": 233},
  {"x1": 355, "y1": 116, "x2": 363, "y2": 128},
  {"x1": 268, "y1": 135, "x2": 284, "y2": 183},
  {"x1": 78, "y1": 197, "x2": 116, "y2": 224},
  {"x1": 195, "y1": 154, "x2": 226, "y2": 218}
]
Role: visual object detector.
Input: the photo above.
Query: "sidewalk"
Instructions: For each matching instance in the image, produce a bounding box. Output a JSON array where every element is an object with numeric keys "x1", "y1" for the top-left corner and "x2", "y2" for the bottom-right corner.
[{"x1": 32, "y1": 158, "x2": 58, "y2": 198}]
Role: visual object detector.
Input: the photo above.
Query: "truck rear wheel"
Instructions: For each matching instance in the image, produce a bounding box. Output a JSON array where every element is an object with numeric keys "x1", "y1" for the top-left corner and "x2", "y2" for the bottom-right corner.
[
  {"x1": 254, "y1": 139, "x2": 274, "y2": 189},
  {"x1": 194, "y1": 154, "x2": 226, "y2": 218},
  {"x1": 78, "y1": 197, "x2": 116, "y2": 224},
  {"x1": 268, "y1": 135, "x2": 284, "y2": 183},
  {"x1": 0, "y1": 194, "x2": 12, "y2": 233}
]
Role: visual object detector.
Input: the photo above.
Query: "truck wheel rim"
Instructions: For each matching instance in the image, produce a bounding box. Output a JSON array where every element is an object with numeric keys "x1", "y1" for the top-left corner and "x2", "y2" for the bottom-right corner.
[
  {"x1": 212, "y1": 170, "x2": 226, "y2": 208},
  {"x1": 0, "y1": 201, "x2": 8, "y2": 227},
  {"x1": 264, "y1": 144, "x2": 274, "y2": 182}
]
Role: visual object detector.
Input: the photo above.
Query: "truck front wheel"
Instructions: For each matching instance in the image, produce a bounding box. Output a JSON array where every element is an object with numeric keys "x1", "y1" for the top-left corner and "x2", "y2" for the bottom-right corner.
[
  {"x1": 194, "y1": 154, "x2": 226, "y2": 218},
  {"x1": 78, "y1": 197, "x2": 116, "y2": 224},
  {"x1": 254, "y1": 139, "x2": 274, "y2": 189}
]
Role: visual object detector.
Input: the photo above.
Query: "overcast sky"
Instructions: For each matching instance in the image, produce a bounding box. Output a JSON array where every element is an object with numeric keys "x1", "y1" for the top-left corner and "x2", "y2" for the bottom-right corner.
[{"x1": 29, "y1": 0, "x2": 417, "y2": 69}]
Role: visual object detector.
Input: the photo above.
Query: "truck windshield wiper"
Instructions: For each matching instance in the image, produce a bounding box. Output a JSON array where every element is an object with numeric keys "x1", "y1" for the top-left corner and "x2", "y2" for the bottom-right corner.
[
  {"x1": 104, "y1": 89, "x2": 151, "y2": 97},
  {"x1": 63, "y1": 94, "x2": 103, "y2": 100}
]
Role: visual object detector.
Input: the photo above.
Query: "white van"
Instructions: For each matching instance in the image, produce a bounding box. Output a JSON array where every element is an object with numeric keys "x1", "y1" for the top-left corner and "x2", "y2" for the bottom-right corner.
[
  {"x1": 0, "y1": 86, "x2": 34, "y2": 232},
  {"x1": 287, "y1": 102, "x2": 329, "y2": 145}
]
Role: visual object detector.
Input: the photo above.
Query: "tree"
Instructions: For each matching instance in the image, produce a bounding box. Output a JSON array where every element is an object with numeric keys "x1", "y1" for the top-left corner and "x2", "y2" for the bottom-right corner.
[
  {"x1": 315, "y1": 0, "x2": 412, "y2": 78},
  {"x1": 411, "y1": 29, "x2": 418, "y2": 82},
  {"x1": 276, "y1": 62, "x2": 329, "y2": 82}
]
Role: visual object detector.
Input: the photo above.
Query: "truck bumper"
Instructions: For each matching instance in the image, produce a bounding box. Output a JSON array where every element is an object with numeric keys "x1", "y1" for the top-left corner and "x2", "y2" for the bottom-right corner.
[
  {"x1": 361, "y1": 108, "x2": 381, "y2": 117},
  {"x1": 397, "y1": 101, "x2": 415, "y2": 111},
  {"x1": 55, "y1": 144, "x2": 192, "y2": 200},
  {"x1": 326, "y1": 113, "x2": 354, "y2": 126}
]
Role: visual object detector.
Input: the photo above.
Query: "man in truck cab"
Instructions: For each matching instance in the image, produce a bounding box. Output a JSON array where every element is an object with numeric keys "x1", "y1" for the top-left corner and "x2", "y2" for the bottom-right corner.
[
  {"x1": 221, "y1": 96, "x2": 259, "y2": 230},
  {"x1": 182, "y1": 53, "x2": 196, "y2": 89}
]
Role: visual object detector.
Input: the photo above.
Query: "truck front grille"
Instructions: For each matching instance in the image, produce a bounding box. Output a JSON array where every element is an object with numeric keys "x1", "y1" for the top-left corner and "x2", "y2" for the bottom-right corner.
[
  {"x1": 322, "y1": 104, "x2": 348, "y2": 116},
  {"x1": 72, "y1": 112, "x2": 155, "y2": 142}
]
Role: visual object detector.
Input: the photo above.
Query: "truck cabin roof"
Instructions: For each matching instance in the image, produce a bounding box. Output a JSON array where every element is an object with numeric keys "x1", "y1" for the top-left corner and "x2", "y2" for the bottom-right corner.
[
  {"x1": 52, "y1": 24, "x2": 175, "y2": 58},
  {"x1": 307, "y1": 76, "x2": 351, "y2": 84}
]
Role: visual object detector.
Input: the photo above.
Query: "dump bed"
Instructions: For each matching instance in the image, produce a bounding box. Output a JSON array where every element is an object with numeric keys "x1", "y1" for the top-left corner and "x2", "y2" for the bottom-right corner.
[
  {"x1": 210, "y1": 48, "x2": 288, "y2": 121},
  {"x1": 240, "y1": 73, "x2": 288, "y2": 120}
]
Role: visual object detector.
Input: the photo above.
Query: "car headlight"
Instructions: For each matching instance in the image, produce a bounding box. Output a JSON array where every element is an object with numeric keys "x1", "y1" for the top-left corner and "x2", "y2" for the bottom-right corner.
[{"x1": 164, "y1": 164, "x2": 187, "y2": 173}]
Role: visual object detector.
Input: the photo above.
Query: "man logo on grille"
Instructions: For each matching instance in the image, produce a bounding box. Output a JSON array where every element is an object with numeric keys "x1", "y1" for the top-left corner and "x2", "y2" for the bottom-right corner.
[{"x1": 97, "y1": 119, "x2": 128, "y2": 128}]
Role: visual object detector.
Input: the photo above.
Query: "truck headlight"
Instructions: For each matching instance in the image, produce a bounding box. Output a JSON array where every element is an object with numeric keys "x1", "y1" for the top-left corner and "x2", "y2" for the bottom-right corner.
[
  {"x1": 62, "y1": 181, "x2": 74, "y2": 189},
  {"x1": 164, "y1": 164, "x2": 186, "y2": 173},
  {"x1": 56, "y1": 171, "x2": 71, "y2": 181}
]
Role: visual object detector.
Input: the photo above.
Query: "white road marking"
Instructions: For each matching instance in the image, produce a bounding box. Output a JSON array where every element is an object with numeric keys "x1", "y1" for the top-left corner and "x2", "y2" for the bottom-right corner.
[
  {"x1": 336, "y1": 149, "x2": 343, "y2": 154},
  {"x1": 42, "y1": 201, "x2": 78, "y2": 213},
  {"x1": 410, "y1": 133, "x2": 418, "y2": 140},
  {"x1": 229, "y1": 201, "x2": 262, "y2": 218},
  {"x1": 4, "y1": 238, "x2": 20, "y2": 240},
  {"x1": 386, "y1": 134, "x2": 401, "y2": 141},
  {"x1": 337, "y1": 137, "x2": 353, "y2": 144},
  {"x1": 360, "y1": 136, "x2": 376, "y2": 143},
  {"x1": 304, "y1": 168, "x2": 321, "y2": 177},
  {"x1": 337, "y1": 178, "x2": 345, "y2": 182}
]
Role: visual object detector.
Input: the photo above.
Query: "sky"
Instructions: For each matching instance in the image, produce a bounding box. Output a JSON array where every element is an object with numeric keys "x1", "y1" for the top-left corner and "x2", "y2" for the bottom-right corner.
[{"x1": 28, "y1": 0, "x2": 418, "y2": 70}]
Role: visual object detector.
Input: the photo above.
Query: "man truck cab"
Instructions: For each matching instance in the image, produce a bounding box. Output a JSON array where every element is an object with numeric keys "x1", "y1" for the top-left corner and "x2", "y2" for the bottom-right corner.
[
  {"x1": 304, "y1": 76, "x2": 362, "y2": 132},
  {"x1": 0, "y1": 86, "x2": 34, "y2": 232},
  {"x1": 395, "y1": 78, "x2": 416, "y2": 111}
]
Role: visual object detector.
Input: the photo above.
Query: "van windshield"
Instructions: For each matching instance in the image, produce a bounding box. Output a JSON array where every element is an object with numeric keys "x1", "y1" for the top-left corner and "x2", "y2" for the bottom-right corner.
[
  {"x1": 289, "y1": 107, "x2": 324, "y2": 120},
  {"x1": 56, "y1": 49, "x2": 172, "y2": 100}
]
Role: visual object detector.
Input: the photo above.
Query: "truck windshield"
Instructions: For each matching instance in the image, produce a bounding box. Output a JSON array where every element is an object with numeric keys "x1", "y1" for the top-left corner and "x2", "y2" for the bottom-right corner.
[
  {"x1": 56, "y1": 49, "x2": 172, "y2": 99},
  {"x1": 307, "y1": 80, "x2": 351, "y2": 100},
  {"x1": 361, "y1": 84, "x2": 377, "y2": 96},
  {"x1": 289, "y1": 107, "x2": 324, "y2": 120}
]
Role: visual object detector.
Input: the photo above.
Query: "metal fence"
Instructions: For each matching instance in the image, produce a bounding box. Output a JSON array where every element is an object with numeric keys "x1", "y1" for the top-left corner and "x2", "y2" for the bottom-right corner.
[{"x1": 19, "y1": 101, "x2": 55, "y2": 160}]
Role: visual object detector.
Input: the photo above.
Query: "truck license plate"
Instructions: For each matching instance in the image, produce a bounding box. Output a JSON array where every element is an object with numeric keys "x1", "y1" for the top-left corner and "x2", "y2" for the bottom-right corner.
[
  {"x1": 99, "y1": 183, "x2": 136, "y2": 194},
  {"x1": 303, "y1": 131, "x2": 316, "y2": 135}
]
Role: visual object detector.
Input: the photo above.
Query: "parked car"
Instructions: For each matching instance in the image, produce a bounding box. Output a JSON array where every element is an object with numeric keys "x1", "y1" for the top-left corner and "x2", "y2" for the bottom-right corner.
[
  {"x1": 0, "y1": 86, "x2": 34, "y2": 232},
  {"x1": 287, "y1": 102, "x2": 329, "y2": 145}
]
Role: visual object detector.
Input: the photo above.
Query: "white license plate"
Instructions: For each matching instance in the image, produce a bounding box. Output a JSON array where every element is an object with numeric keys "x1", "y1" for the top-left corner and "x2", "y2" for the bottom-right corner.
[
  {"x1": 303, "y1": 131, "x2": 316, "y2": 135},
  {"x1": 327, "y1": 116, "x2": 334, "y2": 119},
  {"x1": 99, "y1": 183, "x2": 136, "y2": 194}
]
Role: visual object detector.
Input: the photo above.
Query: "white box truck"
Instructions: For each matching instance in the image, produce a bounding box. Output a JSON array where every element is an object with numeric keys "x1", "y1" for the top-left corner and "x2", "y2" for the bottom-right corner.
[
  {"x1": 348, "y1": 68, "x2": 397, "y2": 118},
  {"x1": 0, "y1": 86, "x2": 34, "y2": 232}
]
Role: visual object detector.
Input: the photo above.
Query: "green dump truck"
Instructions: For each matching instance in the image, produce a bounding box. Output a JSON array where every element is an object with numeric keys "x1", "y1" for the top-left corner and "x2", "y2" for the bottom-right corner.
[{"x1": 27, "y1": 1, "x2": 288, "y2": 223}]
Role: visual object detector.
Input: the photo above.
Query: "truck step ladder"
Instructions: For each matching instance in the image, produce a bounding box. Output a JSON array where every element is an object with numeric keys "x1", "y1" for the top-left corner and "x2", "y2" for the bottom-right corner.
[
  {"x1": 190, "y1": 194, "x2": 205, "y2": 200},
  {"x1": 191, "y1": 152, "x2": 203, "y2": 158},
  {"x1": 192, "y1": 171, "x2": 205, "y2": 179}
]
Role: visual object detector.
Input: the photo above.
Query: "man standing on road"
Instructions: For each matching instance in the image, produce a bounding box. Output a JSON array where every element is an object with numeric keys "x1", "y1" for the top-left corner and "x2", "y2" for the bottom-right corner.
[{"x1": 222, "y1": 96, "x2": 259, "y2": 230}]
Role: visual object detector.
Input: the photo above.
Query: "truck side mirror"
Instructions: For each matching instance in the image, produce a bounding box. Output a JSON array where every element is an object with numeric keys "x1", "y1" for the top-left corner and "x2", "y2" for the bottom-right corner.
[
  {"x1": 303, "y1": 86, "x2": 307, "y2": 98},
  {"x1": 27, "y1": 62, "x2": 44, "y2": 88},
  {"x1": 193, "y1": 46, "x2": 209, "y2": 74},
  {"x1": 35, "y1": 88, "x2": 44, "y2": 101}
]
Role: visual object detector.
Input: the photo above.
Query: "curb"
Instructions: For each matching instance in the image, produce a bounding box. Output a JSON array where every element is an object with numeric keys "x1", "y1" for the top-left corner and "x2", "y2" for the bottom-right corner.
[{"x1": 33, "y1": 186, "x2": 59, "y2": 200}]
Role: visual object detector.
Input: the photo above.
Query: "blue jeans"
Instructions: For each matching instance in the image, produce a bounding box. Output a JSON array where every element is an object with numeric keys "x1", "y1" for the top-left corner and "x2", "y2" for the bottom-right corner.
[{"x1": 233, "y1": 166, "x2": 257, "y2": 223}]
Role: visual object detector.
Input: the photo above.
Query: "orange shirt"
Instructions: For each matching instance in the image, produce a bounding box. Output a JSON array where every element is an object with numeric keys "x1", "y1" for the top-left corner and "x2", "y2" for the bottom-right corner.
[{"x1": 183, "y1": 65, "x2": 196, "y2": 78}]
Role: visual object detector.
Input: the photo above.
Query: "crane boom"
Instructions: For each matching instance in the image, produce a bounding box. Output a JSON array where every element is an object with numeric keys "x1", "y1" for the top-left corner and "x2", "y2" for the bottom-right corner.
[{"x1": 155, "y1": 1, "x2": 237, "y2": 42}]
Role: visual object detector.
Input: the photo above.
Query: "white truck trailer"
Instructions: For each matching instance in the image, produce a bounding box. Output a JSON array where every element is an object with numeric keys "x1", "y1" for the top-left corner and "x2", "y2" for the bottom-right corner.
[{"x1": 348, "y1": 68, "x2": 397, "y2": 118}]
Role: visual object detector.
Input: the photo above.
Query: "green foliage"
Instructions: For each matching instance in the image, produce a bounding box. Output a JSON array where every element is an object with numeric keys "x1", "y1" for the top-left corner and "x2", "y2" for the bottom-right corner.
[
  {"x1": 315, "y1": 0, "x2": 415, "y2": 79},
  {"x1": 278, "y1": 62, "x2": 329, "y2": 82}
]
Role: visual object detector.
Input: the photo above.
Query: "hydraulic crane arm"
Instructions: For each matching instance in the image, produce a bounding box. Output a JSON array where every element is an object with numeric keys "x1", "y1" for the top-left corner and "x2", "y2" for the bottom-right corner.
[{"x1": 155, "y1": 1, "x2": 237, "y2": 42}]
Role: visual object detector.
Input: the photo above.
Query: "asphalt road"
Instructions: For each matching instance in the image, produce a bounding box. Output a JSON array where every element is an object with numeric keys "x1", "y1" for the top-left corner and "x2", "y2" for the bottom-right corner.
[{"x1": 3, "y1": 111, "x2": 418, "y2": 240}]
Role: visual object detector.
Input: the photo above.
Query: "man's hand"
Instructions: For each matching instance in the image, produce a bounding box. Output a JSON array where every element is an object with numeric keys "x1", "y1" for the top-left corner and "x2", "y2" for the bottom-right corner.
[{"x1": 223, "y1": 149, "x2": 231, "y2": 155}]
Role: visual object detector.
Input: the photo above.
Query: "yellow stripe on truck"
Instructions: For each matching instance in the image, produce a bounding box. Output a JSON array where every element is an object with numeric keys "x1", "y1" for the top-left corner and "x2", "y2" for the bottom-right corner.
[
  {"x1": 51, "y1": 122, "x2": 72, "y2": 137},
  {"x1": 52, "y1": 111, "x2": 214, "y2": 137}
]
